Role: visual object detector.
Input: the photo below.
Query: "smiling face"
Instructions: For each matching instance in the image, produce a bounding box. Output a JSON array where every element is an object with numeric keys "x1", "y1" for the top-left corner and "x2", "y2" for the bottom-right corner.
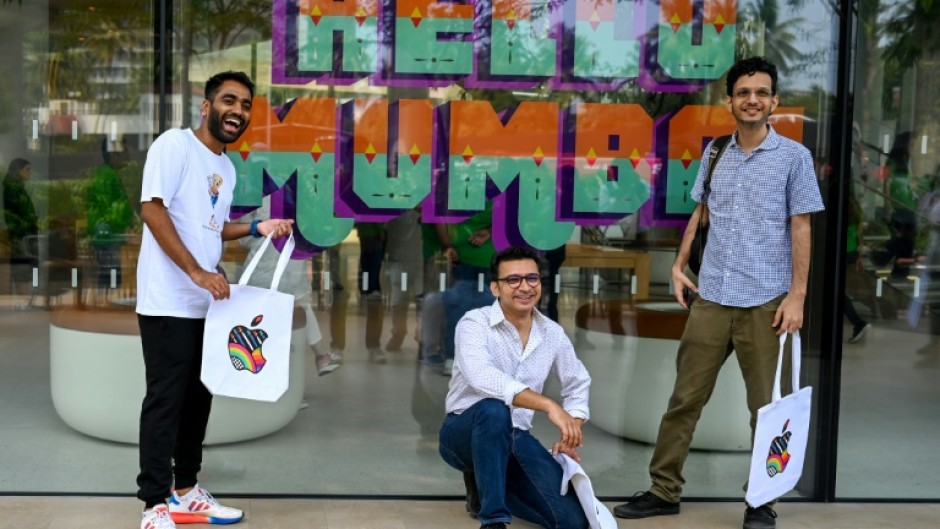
[
  {"x1": 203, "y1": 79, "x2": 252, "y2": 146},
  {"x1": 725, "y1": 72, "x2": 778, "y2": 131},
  {"x1": 490, "y1": 257, "x2": 542, "y2": 319}
]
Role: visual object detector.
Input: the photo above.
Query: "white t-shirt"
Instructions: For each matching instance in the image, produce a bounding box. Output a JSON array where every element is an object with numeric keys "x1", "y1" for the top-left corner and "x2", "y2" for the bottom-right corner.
[{"x1": 136, "y1": 128, "x2": 236, "y2": 318}]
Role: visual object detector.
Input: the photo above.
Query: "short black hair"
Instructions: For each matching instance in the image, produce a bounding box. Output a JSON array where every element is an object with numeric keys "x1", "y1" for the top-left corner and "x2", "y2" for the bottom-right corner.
[
  {"x1": 7, "y1": 158, "x2": 29, "y2": 178},
  {"x1": 205, "y1": 71, "x2": 255, "y2": 101},
  {"x1": 726, "y1": 56, "x2": 778, "y2": 97},
  {"x1": 490, "y1": 246, "x2": 543, "y2": 279}
]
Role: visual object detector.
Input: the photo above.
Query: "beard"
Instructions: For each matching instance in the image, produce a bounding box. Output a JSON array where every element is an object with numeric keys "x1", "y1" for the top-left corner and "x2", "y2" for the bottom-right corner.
[{"x1": 207, "y1": 106, "x2": 246, "y2": 144}]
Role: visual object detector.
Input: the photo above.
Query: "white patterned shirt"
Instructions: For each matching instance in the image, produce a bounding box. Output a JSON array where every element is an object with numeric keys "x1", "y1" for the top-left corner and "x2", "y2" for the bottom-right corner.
[
  {"x1": 445, "y1": 301, "x2": 591, "y2": 430},
  {"x1": 691, "y1": 127, "x2": 825, "y2": 307}
]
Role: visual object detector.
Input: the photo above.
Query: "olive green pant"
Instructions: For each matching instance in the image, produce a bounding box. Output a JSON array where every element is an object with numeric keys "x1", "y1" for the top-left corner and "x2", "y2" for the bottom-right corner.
[{"x1": 649, "y1": 294, "x2": 790, "y2": 504}]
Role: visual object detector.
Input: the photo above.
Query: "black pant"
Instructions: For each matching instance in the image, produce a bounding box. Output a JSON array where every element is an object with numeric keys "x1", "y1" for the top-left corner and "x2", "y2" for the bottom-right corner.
[
  {"x1": 543, "y1": 246, "x2": 566, "y2": 322},
  {"x1": 137, "y1": 315, "x2": 212, "y2": 507}
]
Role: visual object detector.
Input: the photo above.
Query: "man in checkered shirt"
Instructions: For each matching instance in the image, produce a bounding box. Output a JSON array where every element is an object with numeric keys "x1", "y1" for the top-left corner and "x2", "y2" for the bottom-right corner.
[{"x1": 613, "y1": 57, "x2": 824, "y2": 529}]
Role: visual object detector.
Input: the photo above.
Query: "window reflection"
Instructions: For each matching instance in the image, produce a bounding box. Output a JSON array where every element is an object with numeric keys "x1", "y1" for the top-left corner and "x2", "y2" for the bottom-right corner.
[
  {"x1": 839, "y1": 0, "x2": 940, "y2": 499},
  {"x1": 0, "y1": 0, "x2": 863, "y2": 501}
]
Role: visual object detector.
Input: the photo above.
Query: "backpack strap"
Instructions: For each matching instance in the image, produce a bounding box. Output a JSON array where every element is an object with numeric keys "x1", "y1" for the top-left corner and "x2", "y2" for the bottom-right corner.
[
  {"x1": 699, "y1": 135, "x2": 732, "y2": 228},
  {"x1": 702, "y1": 135, "x2": 732, "y2": 205}
]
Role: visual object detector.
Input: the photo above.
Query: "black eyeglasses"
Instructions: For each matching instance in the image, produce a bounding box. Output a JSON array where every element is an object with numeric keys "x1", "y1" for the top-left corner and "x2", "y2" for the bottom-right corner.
[
  {"x1": 732, "y1": 88, "x2": 774, "y2": 100},
  {"x1": 497, "y1": 274, "x2": 543, "y2": 289}
]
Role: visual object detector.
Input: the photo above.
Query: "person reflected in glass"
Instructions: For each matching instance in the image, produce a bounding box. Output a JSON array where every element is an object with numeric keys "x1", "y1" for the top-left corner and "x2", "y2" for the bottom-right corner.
[
  {"x1": 913, "y1": 173, "x2": 940, "y2": 360},
  {"x1": 845, "y1": 195, "x2": 871, "y2": 343},
  {"x1": 884, "y1": 132, "x2": 917, "y2": 279},
  {"x1": 541, "y1": 245, "x2": 566, "y2": 322},
  {"x1": 613, "y1": 57, "x2": 825, "y2": 529},
  {"x1": 438, "y1": 246, "x2": 591, "y2": 529},
  {"x1": 437, "y1": 202, "x2": 497, "y2": 376},
  {"x1": 417, "y1": 218, "x2": 446, "y2": 366},
  {"x1": 384, "y1": 207, "x2": 423, "y2": 353},
  {"x1": 327, "y1": 244, "x2": 351, "y2": 365},
  {"x1": 87, "y1": 137, "x2": 134, "y2": 305},
  {"x1": 327, "y1": 223, "x2": 386, "y2": 365},
  {"x1": 3, "y1": 158, "x2": 38, "y2": 297},
  {"x1": 359, "y1": 222, "x2": 387, "y2": 363}
]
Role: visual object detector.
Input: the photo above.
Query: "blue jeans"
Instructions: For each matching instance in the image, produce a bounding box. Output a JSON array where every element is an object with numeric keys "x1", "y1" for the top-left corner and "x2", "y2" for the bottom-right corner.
[
  {"x1": 439, "y1": 399, "x2": 588, "y2": 529},
  {"x1": 442, "y1": 264, "x2": 495, "y2": 360}
]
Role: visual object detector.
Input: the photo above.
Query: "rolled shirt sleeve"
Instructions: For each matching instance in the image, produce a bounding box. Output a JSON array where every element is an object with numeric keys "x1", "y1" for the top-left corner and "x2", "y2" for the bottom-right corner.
[{"x1": 554, "y1": 338, "x2": 591, "y2": 421}]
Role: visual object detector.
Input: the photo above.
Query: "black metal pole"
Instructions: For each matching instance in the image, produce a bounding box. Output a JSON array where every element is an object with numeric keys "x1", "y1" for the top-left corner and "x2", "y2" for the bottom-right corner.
[
  {"x1": 815, "y1": 0, "x2": 858, "y2": 503},
  {"x1": 153, "y1": 0, "x2": 172, "y2": 134}
]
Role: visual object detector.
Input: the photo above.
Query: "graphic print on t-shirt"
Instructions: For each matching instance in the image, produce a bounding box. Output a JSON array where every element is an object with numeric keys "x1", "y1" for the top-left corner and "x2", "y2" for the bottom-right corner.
[
  {"x1": 207, "y1": 173, "x2": 224, "y2": 230},
  {"x1": 208, "y1": 173, "x2": 223, "y2": 207}
]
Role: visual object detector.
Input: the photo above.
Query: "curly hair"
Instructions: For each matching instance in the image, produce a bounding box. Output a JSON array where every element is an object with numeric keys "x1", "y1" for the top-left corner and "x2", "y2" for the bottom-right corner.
[{"x1": 726, "y1": 57, "x2": 778, "y2": 97}]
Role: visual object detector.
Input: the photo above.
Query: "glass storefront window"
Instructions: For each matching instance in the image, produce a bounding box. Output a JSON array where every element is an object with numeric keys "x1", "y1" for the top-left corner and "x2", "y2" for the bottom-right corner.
[
  {"x1": 838, "y1": 0, "x2": 940, "y2": 499},
  {"x1": 0, "y1": 0, "x2": 860, "y2": 501}
]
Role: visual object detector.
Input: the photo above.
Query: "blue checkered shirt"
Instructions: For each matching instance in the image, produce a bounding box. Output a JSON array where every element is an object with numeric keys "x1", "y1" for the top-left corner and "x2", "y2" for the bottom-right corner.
[{"x1": 691, "y1": 127, "x2": 824, "y2": 308}]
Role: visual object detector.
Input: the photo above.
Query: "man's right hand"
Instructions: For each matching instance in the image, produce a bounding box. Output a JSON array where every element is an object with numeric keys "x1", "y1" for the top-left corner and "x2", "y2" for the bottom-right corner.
[
  {"x1": 443, "y1": 246, "x2": 459, "y2": 263},
  {"x1": 672, "y1": 265, "x2": 696, "y2": 309},
  {"x1": 191, "y1": 269, "x2": 230, "y2": 300}
]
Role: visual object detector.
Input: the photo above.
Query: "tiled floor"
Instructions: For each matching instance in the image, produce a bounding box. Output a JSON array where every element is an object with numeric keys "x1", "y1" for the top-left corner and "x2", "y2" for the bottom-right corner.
[{"x1": 2, "y1": 496, "x2": 940, "y2": 529}]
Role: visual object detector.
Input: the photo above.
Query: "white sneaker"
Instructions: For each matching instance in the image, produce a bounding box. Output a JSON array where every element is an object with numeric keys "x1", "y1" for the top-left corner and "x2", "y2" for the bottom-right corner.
[
  {"x1": 316, "y1": 352, "x2": 340, "y2": 376},
  {"x1": 329, "y1": 348, "x2": 344, "y2": 365},
  {"x1": 168, "y1": 484, "x2": 244, "y2": 524},
  {"x1": 847, "y1": 323, "x2": 871, "y2": 343},
  {"x1": 368, "y1": 348, "x2": 387, "y2": 364},
  {"x1": 141, "y1": 505, "x2": 176, "y2": 529}
]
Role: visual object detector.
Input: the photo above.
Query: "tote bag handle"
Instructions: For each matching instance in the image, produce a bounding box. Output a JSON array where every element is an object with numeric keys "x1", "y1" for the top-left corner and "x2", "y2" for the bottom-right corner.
[
  {"x1": 238, "y1": 231, "x2": 296, "y2": 290},
  {"x1": 771, "y1": 331, "x2": 802, "y2": 403}
]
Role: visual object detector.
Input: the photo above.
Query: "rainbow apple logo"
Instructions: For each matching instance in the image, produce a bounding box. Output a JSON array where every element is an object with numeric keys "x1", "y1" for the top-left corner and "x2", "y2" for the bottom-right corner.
[
  {"x1": 765, "y1": 419, "x2": 792, "y2": 477},
  {"x1": 228, "y1": 314, "x2": 269, "y2": 374}
]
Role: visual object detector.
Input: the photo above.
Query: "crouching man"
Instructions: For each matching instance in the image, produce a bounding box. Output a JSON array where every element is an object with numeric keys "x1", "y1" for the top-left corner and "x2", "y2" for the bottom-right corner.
[{"x1": 439, "y1": 246, "x2": 591, "y2": 529}]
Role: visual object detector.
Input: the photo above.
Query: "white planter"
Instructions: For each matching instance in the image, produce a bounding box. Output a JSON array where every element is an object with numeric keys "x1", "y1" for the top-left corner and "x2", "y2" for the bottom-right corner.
[
  {"x1": 49, "y1": 313, "x2": 305, "y2": 445},
  {"x1": 577, "y1": 302, "x2": 752, "y2": 451}
]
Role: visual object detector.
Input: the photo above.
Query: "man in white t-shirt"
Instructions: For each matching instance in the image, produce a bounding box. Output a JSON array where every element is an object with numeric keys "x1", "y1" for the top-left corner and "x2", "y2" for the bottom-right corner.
[{"x1": 136, "y1": 71, "x2": 293, "y2": 529}]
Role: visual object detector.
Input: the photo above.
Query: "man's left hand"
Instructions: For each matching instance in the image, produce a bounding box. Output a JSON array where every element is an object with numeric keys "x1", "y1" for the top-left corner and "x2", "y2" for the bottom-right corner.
[
  {"x1": 469, "y1": 228, "x2": 491, "y2": 246},
  {"x1": 257, "y1": 219, "x2": 294, "y2": 238},
  {"x1": 773, "y1": 294, "x2": 804, "y2": 335},
  {"x1": 551, "y1": 442, "x2": 581, "y2": 462}
]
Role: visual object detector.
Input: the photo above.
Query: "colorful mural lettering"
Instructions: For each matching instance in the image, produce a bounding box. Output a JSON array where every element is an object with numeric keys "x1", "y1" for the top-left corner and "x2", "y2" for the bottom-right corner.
[
  {"x1": 274, "y1": 0, "x2": 737, "y2": 90},
  {"x1": 228, "y1": 0, "x2": 804, "y2": 257}
]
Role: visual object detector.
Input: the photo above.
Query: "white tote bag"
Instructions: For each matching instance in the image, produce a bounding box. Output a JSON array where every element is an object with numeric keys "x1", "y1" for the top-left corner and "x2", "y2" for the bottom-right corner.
[
  {"x1": 554, "y1": 453, "x2": 618, "y2": 529},
  {"x1": 745, "y1": 332, "x2": 812, "y2": 508},
  {"x1": 201, "y1": 232, "x2": 295, "y2": 402}
]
